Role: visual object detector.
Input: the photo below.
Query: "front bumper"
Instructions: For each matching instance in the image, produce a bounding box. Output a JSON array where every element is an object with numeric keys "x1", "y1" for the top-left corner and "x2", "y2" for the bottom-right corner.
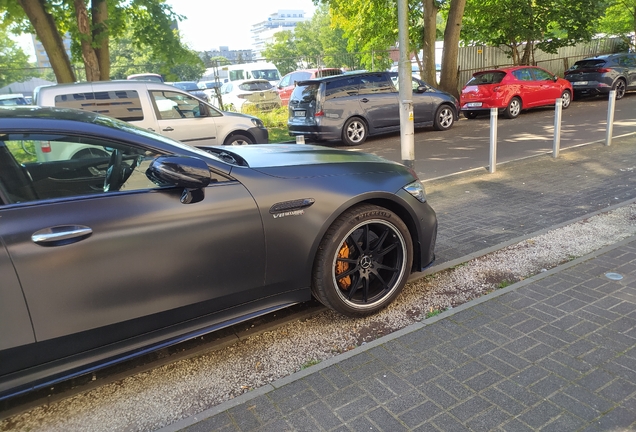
[{"x1": 248, "y1": 126, "x2": 269, "y2": 144}]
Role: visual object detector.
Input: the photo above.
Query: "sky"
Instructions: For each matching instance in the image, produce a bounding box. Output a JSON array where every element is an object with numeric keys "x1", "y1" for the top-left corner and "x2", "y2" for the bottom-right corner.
[
  {"x1": 165, "y1": 0, "x2": 317, "y2": 51},
  {"x1": 13, "y1": 0, "x2": 317, "y2": 58}
]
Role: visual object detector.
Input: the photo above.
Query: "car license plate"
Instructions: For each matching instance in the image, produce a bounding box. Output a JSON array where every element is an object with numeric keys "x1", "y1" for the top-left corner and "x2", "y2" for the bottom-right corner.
[
  {"x1": 294, "y1": 110, "x2": 306, "y2": 117},
  {"x1": 466, "y1": 102, "x2": 482, "y2": 107},
  {"x1": 573, "y1": 81, "x2": 588, "y2": 85}
]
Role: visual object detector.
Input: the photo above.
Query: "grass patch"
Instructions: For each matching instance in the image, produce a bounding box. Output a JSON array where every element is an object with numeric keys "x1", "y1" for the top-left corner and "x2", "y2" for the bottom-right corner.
[
  {"x1": 301, "y1": 359, "x2": 321, "y2": 369},
  {"x1": 424, "y1": 308, "x2": 443, "y2": 319},
  {"x1": 242, "y1": 106, "x2": 290, "y2": 143},
  {"x1": 497, "y1": 280, "x2": 513, "y2": 289}
]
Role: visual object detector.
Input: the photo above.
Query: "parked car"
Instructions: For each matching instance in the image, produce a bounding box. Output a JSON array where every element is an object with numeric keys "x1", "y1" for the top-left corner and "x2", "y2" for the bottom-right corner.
[
  {"x1": 197, "y1": 81, "x2": 223, "y2": 105},
  {"x1": 287, "y1": 71, "x2": 459, "y2": 146},
  {"x1": 218, "y1": 79, "x2": 282, "y2": 112},
  {"x1": 127, "y1": 73, "x2": 164, "y2": 83},
  {"x1": 460, "y1": 66, "x2": 573, "y2": 119},
  {"x1": 0, "y1": 106, "x2": 437, "y2": 400},
  {"x1": 170, "y1": 81, "x2": 210, "y2": 103},
  {"x1": 277, "y1": 68, "x2": 342, "y2": 106},
  {"x1": 34, "y1": 80, "x2": 268, "y2": 146},
  {"x1": 0, "y1": 94, "x2": 30, "y2": 106},
  {"x1": 564, "y1": 53, "x2": 636, "y2": 100},
  {"x1": 223, "y1": 62, "x2": 282, "y2": 86}
]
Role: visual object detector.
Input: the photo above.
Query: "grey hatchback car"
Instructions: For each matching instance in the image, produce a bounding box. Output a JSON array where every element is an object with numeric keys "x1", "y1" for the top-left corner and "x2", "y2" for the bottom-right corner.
[
  {"x1": 287, "y1": 71, "x2": 459, "y2": 146},
  {"x1": 564, "y1": 53, "x2": 636, "y2": 100}
]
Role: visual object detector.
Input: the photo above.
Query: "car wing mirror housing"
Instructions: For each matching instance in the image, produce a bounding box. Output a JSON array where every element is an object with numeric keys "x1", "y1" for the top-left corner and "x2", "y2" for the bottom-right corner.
[
  {"x1": 416, "y1": 85, "x2": 428, "y2": 93},
  {"x1": 146, "y1": 156, "x2": 211, "y2": 203}
]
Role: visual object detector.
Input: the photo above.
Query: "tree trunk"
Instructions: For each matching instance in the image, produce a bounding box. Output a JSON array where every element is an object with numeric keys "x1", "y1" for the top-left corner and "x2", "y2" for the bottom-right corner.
[
  {"x1": 92, "y1": 0, "x2": 110, "y2": 80},
  {"x1": 439, "y1": 0, "x2": 466, "y2": 98},
  {"x1": 18, "y1": 0, "x2": 76, "y2": 83},
  {"x1": 74, "y1": 0, "x2": 101, "y2": 81},
  {"x1": 422, "y1": 0, "x2": 439, "y2": 86},
  {"x1": 521, "y1": 41, "x2": 533, "y2": 65}
]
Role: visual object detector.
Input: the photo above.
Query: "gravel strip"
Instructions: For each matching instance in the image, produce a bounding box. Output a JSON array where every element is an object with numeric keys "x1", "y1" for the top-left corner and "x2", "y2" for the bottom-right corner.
[{"x1": 3, "y1": 204, "x2": 636, "y2": 432}]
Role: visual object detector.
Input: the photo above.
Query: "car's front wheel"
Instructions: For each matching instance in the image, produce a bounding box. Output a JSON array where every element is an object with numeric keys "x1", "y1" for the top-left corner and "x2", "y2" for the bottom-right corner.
[
  {"x1": 312, "y1": 204, "x2": 413, "y2": 317},
  {"x1": 342, "y1": 117, "x2": 367, "y2": 146},
  {"x1": 503, "y1": 97, "x2": 522, "y2": 119},
  {"x1": 224, "y1": 134, "x2": 253, "y2": 146},
  {"x1": 561, "y1": 90, "x2": 572, "y2": 109},
  {"x1": 433, "y1": 105, "x2": 455, "y2": 130}
]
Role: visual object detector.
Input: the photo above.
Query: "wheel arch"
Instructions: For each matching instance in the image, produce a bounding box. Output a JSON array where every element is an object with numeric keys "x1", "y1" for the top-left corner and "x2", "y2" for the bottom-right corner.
[
  {"x1": 307, "y1": 194, "x2": 427, "y2": 279},
  {"x1": 223, "y1": 129, "x2": 255, "y2": 145}
]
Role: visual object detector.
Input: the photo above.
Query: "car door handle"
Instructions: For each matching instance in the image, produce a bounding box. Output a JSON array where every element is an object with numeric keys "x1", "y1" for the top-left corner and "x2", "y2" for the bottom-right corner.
[
  {"x1": 162, "y1": 127, "x2": 174, "y2": 132},
  {"x1": 361, "y1": 98, "x2": 369, "y2": 103},
  {"x1": 148, "y1": 128, "x2": 155, "y2": 132},
  {"x1": 32, "y1": 225, "x2": 93, "y2": 246}
]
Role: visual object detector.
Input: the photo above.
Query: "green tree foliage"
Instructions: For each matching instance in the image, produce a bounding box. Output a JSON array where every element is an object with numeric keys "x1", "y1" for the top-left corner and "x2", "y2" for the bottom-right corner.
[
  {"x1": 462, "y1": 0, "x2": 607, "y2": 65},
  {"x1": 0, "y1": 29, "x2": 38, "y2": 87},
  {"x1": 597, "y1": 0, "x2": 636, "y2": 51},
  {"x1": 262, "y1": 31, "x2": 298, "y2": 75},
  {"x1": 0, "y1": 0, "x2": 197, "y2": 83},
  {"x1": 109, "y1": 27, "x2": 204, "y2": 81}
]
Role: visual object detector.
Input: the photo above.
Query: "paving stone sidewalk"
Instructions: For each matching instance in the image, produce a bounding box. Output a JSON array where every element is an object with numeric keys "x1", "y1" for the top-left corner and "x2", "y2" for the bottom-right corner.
[{"x1": 165, "y1": 138, "x2": 636, "y2": 432}]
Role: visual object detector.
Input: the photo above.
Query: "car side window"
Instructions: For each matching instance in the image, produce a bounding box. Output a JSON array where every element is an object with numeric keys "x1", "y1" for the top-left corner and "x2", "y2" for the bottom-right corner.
[
  {"x1": 325, "y1": 77, "x2": 361, "y2": 100},
  {"x1": 150, "y1": 91, "x2": 203, "y2": 120},
  {"x1": 0, "y1": 133, "x2": 163, "y2": 205},
  {"x1": 54, "y1": 91, "x2": 144, "y2": 121},
  {"x1": 279, "y1": 74, "x2": 291, "y2": 87},
  {"x1": 620, "y1": 55, "x2": 636, "y2": 67},
  {"x1": 531, "y1": 68, "x2": 553, "y2": 81},
  {"x1": 359, "y1": 74, "x2": 393, "y2": 94},
  {"x1": 512, "y1": 69, "x2": 533, "y2": 81}
]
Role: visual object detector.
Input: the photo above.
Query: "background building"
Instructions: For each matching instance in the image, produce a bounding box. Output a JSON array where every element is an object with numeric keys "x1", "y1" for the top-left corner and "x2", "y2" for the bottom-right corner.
[
  {"x1": 251, "y1": 10, "x2": 308, "y2": 59},
  {"x1": 204, "y1": 46, "x2": 253, "y2": 64},
  {"x1": 31, "y1": 34, "x2": 72, "y2": 69}
]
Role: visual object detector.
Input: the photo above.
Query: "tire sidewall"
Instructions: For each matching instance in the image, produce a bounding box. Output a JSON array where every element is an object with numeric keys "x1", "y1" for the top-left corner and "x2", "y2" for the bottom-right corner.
[
  {"x1": 504, "y1": 97, "x2": 521, "y2": 119},
  {"x1": 434, "y1": 105, "x2": 455, "y2": 130}
]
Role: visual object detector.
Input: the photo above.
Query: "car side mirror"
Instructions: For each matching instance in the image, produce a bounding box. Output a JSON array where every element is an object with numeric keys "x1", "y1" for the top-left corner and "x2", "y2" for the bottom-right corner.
[
  {"x1": 146, "y1": 156, "x2": 211, "y2": 204},
  {"x1": 553, "y1": 76, "x2": 558, "y2": 82},
  {"x1": 416, "y1": 85, "x2": 428, "y2": 93}
]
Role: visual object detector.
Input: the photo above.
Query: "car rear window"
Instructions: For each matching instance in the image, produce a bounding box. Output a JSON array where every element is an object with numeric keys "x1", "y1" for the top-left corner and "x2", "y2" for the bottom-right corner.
[
  {"x1": 570, "y1": 59, "x2": 607, "y2": 70},
  {"x1": 290, "y1": 83, "x2": 319, "y2": 104},
  {"x1": 467, "y1": 71, "x2": 506, "y2": 85},
  {"x1": 238, "y1": 81, "x2": 273, "y2": 91}
]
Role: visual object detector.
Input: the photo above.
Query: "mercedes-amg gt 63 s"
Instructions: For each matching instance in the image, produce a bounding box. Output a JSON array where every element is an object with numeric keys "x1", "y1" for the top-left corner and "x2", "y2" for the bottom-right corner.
[{"x1": 0, "y1": 106, "x2": 437, "y2": 400}]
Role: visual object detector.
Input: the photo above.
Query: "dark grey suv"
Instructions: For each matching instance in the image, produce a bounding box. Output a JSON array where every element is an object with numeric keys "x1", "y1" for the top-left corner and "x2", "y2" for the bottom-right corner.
[
  {"x1": 287, "y1": 71, "x2": 459, "y2": 146},
  {"x1": 564, "y1": 53, "x2": 636, "y2": 100}
]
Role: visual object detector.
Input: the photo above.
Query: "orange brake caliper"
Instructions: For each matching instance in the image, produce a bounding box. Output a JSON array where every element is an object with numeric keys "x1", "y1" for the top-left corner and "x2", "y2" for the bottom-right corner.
[{"x1": 336, "y1": 242, "x2": 352, "y2": 290}]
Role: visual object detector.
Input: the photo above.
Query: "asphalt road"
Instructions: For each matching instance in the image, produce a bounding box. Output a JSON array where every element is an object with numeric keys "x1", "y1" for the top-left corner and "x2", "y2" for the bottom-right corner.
[{"x1": 330, "y1": 92, "x2": 636, "y2": 180}]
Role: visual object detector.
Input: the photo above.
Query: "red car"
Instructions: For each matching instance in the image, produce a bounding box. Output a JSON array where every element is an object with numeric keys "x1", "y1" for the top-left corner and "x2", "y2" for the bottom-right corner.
[
  {"x1": 460, "y1": 66, "x2": 573, "y2": 119},
  {"x1": 277, "y1": 68, "x2": 342, "y2": 106}
]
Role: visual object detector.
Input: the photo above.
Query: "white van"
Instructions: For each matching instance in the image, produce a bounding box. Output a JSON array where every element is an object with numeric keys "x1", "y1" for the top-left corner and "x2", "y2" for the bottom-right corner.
[
  {"x1": 34, "y1": 81, "x2": 269, "y2": 146},
  {"x1": 223, "y1": 62, "x2": 282, "y2": 86}
]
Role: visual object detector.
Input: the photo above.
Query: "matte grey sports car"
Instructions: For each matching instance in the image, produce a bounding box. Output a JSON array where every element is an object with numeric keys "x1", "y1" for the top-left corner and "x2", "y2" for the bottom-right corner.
[{"x1": 0, "y1": 106, "x2": 437, "y2": 400}]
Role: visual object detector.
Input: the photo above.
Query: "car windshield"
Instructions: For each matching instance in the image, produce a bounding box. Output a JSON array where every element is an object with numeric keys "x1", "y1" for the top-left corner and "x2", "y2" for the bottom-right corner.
[
  {"x1": 467, "y1": 71, "x2": 506, "y2": 85},
  {"x1": 290, "y1": 83, "x2": 319, "y2": 104},
  {"x1": 570, "y1": 59, "x2": 607, "y2": 70},
  {"x1": 251, "y1": 69, "x2": 280, "y2": 81},
  {"x1": 238, "y1": 81, "x2": 273, "y2": 91}
]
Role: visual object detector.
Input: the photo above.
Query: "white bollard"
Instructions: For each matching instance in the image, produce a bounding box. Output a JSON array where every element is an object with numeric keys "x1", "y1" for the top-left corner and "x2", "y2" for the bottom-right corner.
[
  {"x1": 553, "y1": 98, "x2": 563, "y2": 158},
  {"x1": 296, "y1": 135, "x2": 305, "y2": 145},
  {"x1": 606, "y1": 90, "x2": 616, "y2": 146},
  {"x1": 489, "y1": 108, "x2": 498, "y2": 173}
]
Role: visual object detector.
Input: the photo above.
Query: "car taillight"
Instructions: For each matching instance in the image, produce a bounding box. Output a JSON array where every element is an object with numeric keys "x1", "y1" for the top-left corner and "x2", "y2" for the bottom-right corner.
[
  {"x1": 315, "y1": 111, "x2": 324, "y2": 117},
  {"x1": 596, "y1": 68, "x2": 611, "y2": 73},
  {"x1": 41, "y1": 141, "x2": 51, "y2": 153}
]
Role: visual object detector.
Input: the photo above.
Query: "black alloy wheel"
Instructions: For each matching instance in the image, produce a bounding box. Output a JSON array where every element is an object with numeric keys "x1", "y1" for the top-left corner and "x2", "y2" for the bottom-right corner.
[
  {"x1": 312, "y1": 204, "x2": 413, "y2": 317},
  {"x1": 613, "y1": 79, "x2": 626, "y2": 100}
]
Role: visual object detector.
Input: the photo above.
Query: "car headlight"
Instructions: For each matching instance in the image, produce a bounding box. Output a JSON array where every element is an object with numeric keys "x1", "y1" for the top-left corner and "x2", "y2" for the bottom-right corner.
[
  {"x1": 404, "y1": 181, "x2": 427, "y2": 202},
  {"x1": 251, "y1": 118, "x2": 265, "y2": 128}
]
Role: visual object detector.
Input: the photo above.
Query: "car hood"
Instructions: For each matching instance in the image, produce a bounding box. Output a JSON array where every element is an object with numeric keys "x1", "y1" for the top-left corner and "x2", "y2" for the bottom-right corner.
[{"x1": 213, "y1": 144, "x2": 400, "y2": 169}]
